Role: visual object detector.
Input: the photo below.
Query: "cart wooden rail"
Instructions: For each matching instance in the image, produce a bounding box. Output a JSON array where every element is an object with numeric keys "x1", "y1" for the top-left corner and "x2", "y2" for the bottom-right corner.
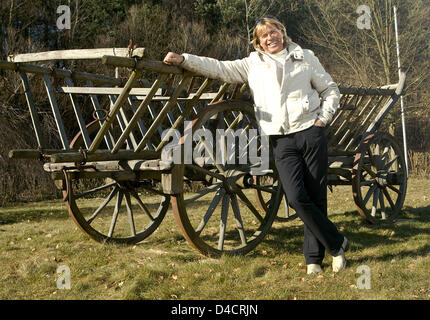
[{"x1": 0, "y1": 48, "x2": 407, "y2": 257}]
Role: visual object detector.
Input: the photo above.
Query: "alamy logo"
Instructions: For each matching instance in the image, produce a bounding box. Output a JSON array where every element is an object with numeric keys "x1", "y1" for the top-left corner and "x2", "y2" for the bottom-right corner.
[
  {"x1": 161, "y1": 121, "x2": 270, "y2": 175},
  {"x1": 356, "y1": 5, "x2": 371, "y2": 30},
  {"x1": 356, "y1": 265, "x2": 371, "y2": 289},
  {"x1": 56, "y1": 265, "x2": 71, "y2": 290},
  {"x1": 57, "y1": 5, "x2": 71, "y2": 30}
]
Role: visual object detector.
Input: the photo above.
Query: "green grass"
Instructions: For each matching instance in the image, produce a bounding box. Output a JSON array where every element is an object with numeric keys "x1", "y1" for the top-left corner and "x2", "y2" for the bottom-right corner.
[{"x1": 0, "y1": 177, "x2": 429, "y2": 300}]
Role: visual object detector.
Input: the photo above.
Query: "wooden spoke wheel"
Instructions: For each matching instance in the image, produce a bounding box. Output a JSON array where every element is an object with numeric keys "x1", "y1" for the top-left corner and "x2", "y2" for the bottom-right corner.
[
  {"x1": 171, "y1": 100, "x2": 282, "y2": 257},
  {"x1": 352, "y1": 133, "x2": 407, "y2": 223},
  {"x1": 63, "y1": 176, "x2": 169, "y2": 244},
  {"x1": 253, "y1": 174, "x2": 298, "y2": 222},
  {"x1": 62, "y1": 122, "x2": 168, "y2": 244}
]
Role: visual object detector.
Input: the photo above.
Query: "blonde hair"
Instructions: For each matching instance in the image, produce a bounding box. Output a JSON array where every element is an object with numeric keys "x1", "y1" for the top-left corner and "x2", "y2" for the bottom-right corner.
[{"x1": 251, "y1": 17, "x2": 291, "y2": 51}]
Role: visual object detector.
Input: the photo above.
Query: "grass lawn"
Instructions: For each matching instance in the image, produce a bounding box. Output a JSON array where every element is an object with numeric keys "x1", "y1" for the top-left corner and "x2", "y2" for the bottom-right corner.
[{"x1": 0, "y1": 177, "x2": 429, "y2": 300}]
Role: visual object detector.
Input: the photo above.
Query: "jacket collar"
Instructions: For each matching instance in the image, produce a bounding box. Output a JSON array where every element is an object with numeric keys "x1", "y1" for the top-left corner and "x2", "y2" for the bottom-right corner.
[
  {"x1": 287, "y1": 42, "x2": 304, "y2": 60},
  {"x1": 256, "y1": 42, "x2": 304, "y2": 61}
]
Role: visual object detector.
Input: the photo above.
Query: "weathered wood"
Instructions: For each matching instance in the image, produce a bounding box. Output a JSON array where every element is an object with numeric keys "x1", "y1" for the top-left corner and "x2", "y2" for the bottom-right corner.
[
  {"x1": 328, "y1": 157, "x2": 354, "y2": 168},
  {"x1": 50, "y1": 169, "x2": 164, "y2": 182},
  {"x1": 127, "y1": 98, "x2": 154, "y2": 150},
  {"x1": 112, "y1": 74, "x2": 168, "y2": 153},
  {"x1": 210, "y1": 83, "x2": 230, "y2": 104},
  {"x1": 87, "y1": 68, "x2": 143, "y2": 153},
  {"x1": 332, "y1": 94, "x2": 363, "y2": 140},
  {"x1": 50, "y1": 149, "x2": 160, "y2": 163},
  {"x1": 156, "y1": 78, "x2": 212, "y2": 152},
  {"x1": 147, "y1": 103, "x2": 165, "y2": 138},
  {"x1": 57, "y1": 86, "x2": 162, "y2": 96},
  {"x1": 327, "y1": 173, "x2": 352, "y2": 185},
  {"x1": 327, "y1": 72, "x2": 405, "y2": 153},
  {"x1": 337, "y1": 95, "x2": 367, "y2": 145},
  {"x1": 134, "y1": 93, "x2": 218, "y2": 101},
  {"x1": 86, "y1": 80, "x2": 115, "y2": 149},
  {"x1": 102, "y1": 55, "x2": 185, "y2": 75},
  {"x1": 8, "y1": 48, "x2": 145, "y2": 63},
  {"x1": 327, "y1": 149, "x2": 356, "y2": 157},
  {"x1": 65, "y1": 77, "x2": 92, "y2": 149},
  {"x1": 0, "y1": 60, "x2": 122, "y2": 85},
  {"x1": 327, "y1": 168, "x2": 352, "y2": 181},
  {"x1": 162, "y1": 164, "x2": 184, "y2": 194},
  {"x1": 135, "y1": 74, "x2": 193, "y2": 152},
  {"x1": 9, "y1": 149, "x2": 44, "y2": 159},
  {"x1": 108, "y1": 94, "x2": 135, "y2": 150},
  {"x1": 57, "y1": 87, "x2": 218, "y2": 101},
  {"x1": 0, "y1": 60, "x2": 16, "y2": 71},
  {"x1": 54, "y1": 69, "x2": 122, "y2": 85},
  {"x1": 43, "y1": 74, "x2": 70, "y2": 150},
  {"x1": 44, "y1": 159, "x2": 172, "y2": 173},
  {"x1": 8, "y1": 149, "x2": 76, "y2": 159},
  {"x1": 50, "y1": 170, "x2": 138, "y2": 182},
  {"x1": 19, "y1": 72, "x2": 46, "y2": 149},
  {"x1": 343, "y1": 95, "x2": 385, "y2": 150},
  {"x1": 338, "y1": 86, "x2": 395, "y2": 96},
  {"x1": 328, "y1": 92, "x2": 355, "y2": 128}
]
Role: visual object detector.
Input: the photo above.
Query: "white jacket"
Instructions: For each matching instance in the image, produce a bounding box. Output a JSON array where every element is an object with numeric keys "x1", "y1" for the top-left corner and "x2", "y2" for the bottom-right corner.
[{"x1": 182, "y1": 42, "x2": 340, "y2": 136}]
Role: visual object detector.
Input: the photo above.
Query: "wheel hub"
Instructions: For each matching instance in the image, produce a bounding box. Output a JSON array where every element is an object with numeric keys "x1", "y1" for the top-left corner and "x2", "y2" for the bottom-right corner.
[
  {"x1": 376, "y1": 170, "x2": 388, "y2": 187},
  {"x1": 222, "y1": 169, "x2": 247, "y2": 193}
]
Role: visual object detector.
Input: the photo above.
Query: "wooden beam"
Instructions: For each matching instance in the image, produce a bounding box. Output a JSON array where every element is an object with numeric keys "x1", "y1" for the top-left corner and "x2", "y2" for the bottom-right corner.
[
  {"x1": 162, "y1": 164, "x2": 184, "y2": 194},
  {"x1": 8, "y1": 48, "x2": 145, "y2": 63},
  {"x1": 102, "y1": 55, "x2": 185, "y2": 75},
  {"x1": 55, "y1": 69, "x2": 122, "y2": 85},
  {"x1": 43, "y1": 74, "x2": 70, "y2": 150},
  {"x1": 50, "y1": 149, "x2": 160, "y2": 163},
  {"x1": 111, "y1": 74, "x2": 168, "y2": 153},
  {"x1": 9, "y1": 149, "x2": 76, "y2": 159},
  {"x1": 0, "y1": 61, "x2": 122, "y2": 85},
  {"x1": 44, "y1": 159, "x2": 172, "y2": 173},
  {"x1": 64, "y1": 77, "x2": 92, "y2": 149},
  {"x1": 86, "y1": 80, "x2": 115, "y2": 149},
  {"x1": 87, "y1": 68, "x2": 142, "y2": 153},
  {"x1": 338, "y1": 86, "x2": 395, "y2": 96},
  {"x1": 135, "y1": 92, "x2": 219, "y2": 101},
  {"x1": 50, "y1": 170, "x2": 138, "y2": 182},
  {"x1": 49, "y1": 170, "x2": 162, "y2": 182},
  {"x1": 19, "y1": 72, "x2": 46, "y2": 149},
  {"x1": 127, "y1": 98, "x2": 154, "y2": 150},
  {"x1": 135, "y1": 74, "x2": 193, "y2": 152},
  {"x1": 57, "y1": 86, "x2": 162, "y2": 96},
  {"x1": 156, "y1": 78, "x2": 212, "y2": 152},
  {"x1": 108, "y1": 94, "x2": 136, "y2": 150},
  {"x1": 0, "y1": 60, "x2": 16, "y2": 71}
]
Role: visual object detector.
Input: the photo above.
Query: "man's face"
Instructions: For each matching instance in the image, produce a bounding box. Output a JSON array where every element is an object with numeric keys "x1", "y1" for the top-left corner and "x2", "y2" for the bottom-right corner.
[{"x1": 258, "y1": 25, "x2": 284, "y2": 54}]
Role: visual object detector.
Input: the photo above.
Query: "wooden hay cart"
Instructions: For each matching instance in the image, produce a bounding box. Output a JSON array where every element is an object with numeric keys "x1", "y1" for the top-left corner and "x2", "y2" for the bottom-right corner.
[{"x1": 0, "y1": 48, "x2": 407, "y2": 257}]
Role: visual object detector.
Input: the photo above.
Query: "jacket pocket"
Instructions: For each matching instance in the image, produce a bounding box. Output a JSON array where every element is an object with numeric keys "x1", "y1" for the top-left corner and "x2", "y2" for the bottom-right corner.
[
  {"x1": 308, "y1": 91, "x2": 321, "y2": 113},
  {"x1": 286, "y1": 97, "x2": 304, "y2": 124},
  {"x1": 302, "y1": 91, "x2": 321, "y2": 116},
  {"x1": 302, "y1": 95, "x2": 310, "y2": 113}
]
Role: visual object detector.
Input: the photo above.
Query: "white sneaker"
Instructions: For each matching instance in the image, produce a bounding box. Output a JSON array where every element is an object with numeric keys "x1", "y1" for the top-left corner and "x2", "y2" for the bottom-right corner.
[
  {"x1": 332, "y1": 237, "x2": 349, "y2": 273},
  {"x1": 307, "y1": 264, "x2": 322, "y2": 275}
]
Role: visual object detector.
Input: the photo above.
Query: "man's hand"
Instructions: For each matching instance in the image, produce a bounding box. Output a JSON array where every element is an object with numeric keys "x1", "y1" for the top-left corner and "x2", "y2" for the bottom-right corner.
[
  {"x1": 163, "y1": 52, "x2": 184, "y2": 65},
  {"x1": 314, "y1": 118, "x2": 326, "y2": 127}
]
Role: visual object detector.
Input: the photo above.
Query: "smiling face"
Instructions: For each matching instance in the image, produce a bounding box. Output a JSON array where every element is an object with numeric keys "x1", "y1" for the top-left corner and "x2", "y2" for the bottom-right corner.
[{"x1": 257, "y1": 24, "x2": 284, "y2": 54}]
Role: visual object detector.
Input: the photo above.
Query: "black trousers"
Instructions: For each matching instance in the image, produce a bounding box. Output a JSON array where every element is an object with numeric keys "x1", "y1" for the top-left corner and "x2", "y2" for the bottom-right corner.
[{"x1": 271, "y1": 125, "x2": 344, "y2": 265}]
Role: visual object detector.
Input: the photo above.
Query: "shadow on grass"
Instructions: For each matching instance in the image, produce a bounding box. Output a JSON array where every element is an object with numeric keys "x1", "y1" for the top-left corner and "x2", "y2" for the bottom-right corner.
[
  {"x1": 0, "y1": 207, "x2": 69, "y2": 225},
  {"x1": 0, "y1": 198, "x2": 177, "y2": 226},
  {"x1": 1, "y1": 195, "x2": 429, "y2": 263},
  {"x1": 403, "y1": 205, "x2": 430, "y2": 217},
  {"x1": 350, "y1": 244, "x2": 430, "y2": 266},
  {"x1": 248, "y1": 205, "x2": 430, "y2": 259},
  {"x1": 140, "y1": 203, "x2": 430, "y2": 260}
]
